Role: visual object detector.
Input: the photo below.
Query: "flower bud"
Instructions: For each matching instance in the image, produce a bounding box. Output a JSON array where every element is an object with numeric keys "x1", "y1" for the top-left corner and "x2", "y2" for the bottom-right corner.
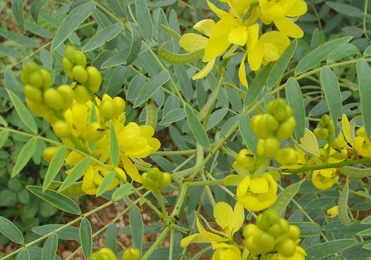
[
  {"x1": 99, "y1": 99, "x2": 115, "y2": 119},
  {"x1": 81, "y1": 122, "x2": 105, "y2": 142},
  {"x1": 275, "y1": 148, "x2": 298, "y2": 166},
  {"x1": 43, "y1": 147, "x2": 59, "y2": 163},
  {"x1": 112, "y1": 97, "x2": 126, "y2": 118},
  {"x1": 22, "y1": 61, "x2": 39, "y2": 75},
  {"x1": 26, "y1": 98, "x2": 49, "y2": 117},
  {"x1": 28, "y1": 71, "x2": 44, "y2": 88},
  {"x1": 62, "y1": 57, "x2": 74, "y2": 71},
  {"x1": 44, "y1": 88, "x2": 65, "y2": 110},
  {"x1": 75, "y1": 50, "x2": 87, "y2": 67},
  {"x1": 72, "y1": 65, "x2": 88, "y2": 83},
  {"x1": 263, "y1": 137, "x2": 280, "y2": 158},
  {"x1": 141, "y1": 168, "x2": 171, "y2": 191},
  {"x1": 99, "y1": 248, "x2": 118, "y2": 260},
  {"x1": 276, "y1": 239, "x2": 296, "y2": 258},
  {"x1": 52, "y1": 120, "x2": 71, "y2": 138},
  {"x1": 57, "y1": 85, "x2": 74, "y2": 110},
  {"x1": 39, "y1": 69, "x2": 52, "y2": 89},
  {"x1": 87, "y1": 252, "x2": 104, "y2": 260},
  {"x1": 74, "y1": 85, "x2": 91, "y2": 104},
  {"x1": 65, "y1": 46, "x2": 77, "y2": 63},
  {"x1": 122, "y1": 248, "x2": 141, "y2": 260},
  {"x1": 236, "y1": 148, "x2": 256, "y2": 167},
  {"x1": 86, "y1": 66, "x2": 102, "y2": 93},
  {"x1": 24, "y1": 85, "x2": 43, "y2": 103}
]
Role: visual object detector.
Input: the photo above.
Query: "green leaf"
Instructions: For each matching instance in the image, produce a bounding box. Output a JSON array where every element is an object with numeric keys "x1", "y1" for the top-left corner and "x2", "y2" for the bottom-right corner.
[
  {"x1": 130, "y1": 210, "x2": 143, "y2": 254},
  {"x1": 96, "y1": 171, "x2": 116, "y2": 197},
  {"x1": 42, "y1": 233, "x2": 58, "y2": 260},
  {"x1": 267, "y1": 40, "x2": 297, "y2": 89},
  {"x1": 244, "y1": 63, "x2": 272, "y2": 107},
  {"x1": 324, "y1": 220, "x2": 367, "y2": 235},
  {"x1": 31, "y1": 0, "x2": 48, "y2": 23},
  {"x1": 105, "y1": 223, "x2": 117, "y2": 253},
  {"x1": 327, "y1": 2, "x2": 363, "y2": 17},
  {"x1": 356, "y1": 228, "x2": 371, "y2": 237},
  {"x1": 364, "y1": 45, "x2": 371, "y2": 57},
  {"x1": 109, "y1": 121, "x2": 120, "y2": 167},
  {"x1": 295, "y1": 37, "x2": 352, "y2": 74},
  {"x1": 43, "y1": 146, "x2": 66, "y2": 191},
  {"x1": 286, "y1": 78, "x2": 305, "y2": 140},
  {"x1": 80, "y1": 218, "x2": 92, "y2": 259},
  {"x1": 239, "y1": 114, "x2": 258, "y2": 156},
  {"x1": 175, "y1": 65, "x2": 193, "y2": 101},
  {"x1": 270, "y1": 179, "x2": 304, "y2": 217},
  {"x1": 343, "y1": 166, "x2": 371, "y2": 178},
  {"x1": 127, "y1": 74, "x2": 146, "y2": 101},
  {"x1": 305, "y1": 239, "x2": 357, "y2": 260},
  {"x1": 6, "y1": 89, "x2": 38, "y2": 134},
  {"x1": 105, "y1": 66, "x2": 127, "y2": 97},
  {"x1": 112, "y1": 183, "x2": 133, "y2": 201},
  {"x1": 161, "y1": 24, "x2": 181, "y2": 40},
  {"x1": 83, "y1": 23, "x2": 124, "y2": 52},
  {"x1": 40, "y1": 49, "x2": 53, "y2": 70},
  {"x1": 206, "y1": 108, "x2": 228, "y2": 131},
  {"x1": 339, "y1": 182, "x2": 351, "y2": 226},
  {"x1": 17, "y1": 249, "x2": 30, "y2": 260},
  {"x1": 320, "y1": 66, "x2": 342, "y2": 136},
  {"x1": 125, "y1": 23, "x2": 142, "y2": 65},
  {"x1": 160, "y1": 108, "x2": 185, "y2": 126},
  {"x1": 27, "y1": 186, "x2": 81, "y2": 215},
  {"x1": 51, "y1": 2, "x2": 96, "y2": 51},
  {"x1": 0, "y1": 43, "x2": 22, "y2": 58},
  {"x1": 11, "y1": 0, "x2": 25, "y2": 32},
  {"x1": 305, "y1": 197, "x2": 335, "y2": 209},
  {"x1": 32, "y1": 224, "x2": 80, "y2": 241},
  {"x1": 0, "y1": 216, "x2": 24, "y2": 244},
  {"x1": 357, "y1": 59, "x2": 371, "y2": 139},
  {"x1": 135, "y1": 0, "x2": 153, "y2": 41},
  {"x1": 0, "y1": 130, "x2": 9, "y2": 150},
  {"x1": 58, "y1": 157, "x2": 91, "y2": 192},
  {"x1": 12, "y1": 138, "x2": 38, "y2": 178},
  {"x1": 106, "y1": 0, "x2": 126, "y2": 18},
  {"x1": 0, "y1": 29, "x2": 38, "y2": 47},
  {"x1": 184, "y1": 104, "x2": 210, "y2": 150},
  {"x1": 25, "y1": 20, "x2": 53, "y2": 38},
  {"x1": 101, "y1": 48, "x2": 130, "y2": 69},
  {"x1": 327, "y1": 43, "x2": 360, "y2": 62},
  {"x1": 134, "y1": 70, "x2": 170, "y2": 108},
  {"x1": 289, "y1": 222, "x2": 321, "y2": 237}
]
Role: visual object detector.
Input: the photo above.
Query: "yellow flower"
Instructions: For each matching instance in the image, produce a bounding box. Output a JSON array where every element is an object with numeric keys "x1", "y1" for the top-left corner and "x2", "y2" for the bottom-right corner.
[
  {"x1": 236, "y1": 174, "x2": 277, "y2": 212},
  {"x1": 212, "y1": 243, "x2": 242, "y2": 260},
  {"x1": 217, "y1": 0, "x2": 258, "y2": 14},
  {"x1": 117, "y1": 123, "x2": 161, "y2": 183},
  {"x1": 277, "y1": 246, "x2": 307, "y2": 260},
  {"x1": 81, "y1": 165, "x2": 119, "y2": 195},
  {"x1": 259, "y1": 0, "x2": 307, "y2": 38},
  {"x1": 312, "y1": 168, "x2": 339, "y2": 191},
  {"x1": 245, "y1": 31, "x2": 290, "y2": 71},
  {"x1": 180, "y1": 202, "x2": 244, "y2": 249},
  {"x1": 327, "y1": 206, "x2": 339, "y2": 218},
  {"x1": 205, "y1": 1, "x2": 259, "y2": 59},
  {"x1": 354, "y1": 127, "x2": 371, "y2": 158},
  {"x1": 179, "y1": 19, "x2": 216, "y2": 80}
]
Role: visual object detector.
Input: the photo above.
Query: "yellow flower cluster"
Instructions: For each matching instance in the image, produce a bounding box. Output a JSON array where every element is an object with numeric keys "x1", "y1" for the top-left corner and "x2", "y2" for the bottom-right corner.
[
  {"x1": 179, "y1": 0, "x2": 307, "y2": 87},
  {"x1": 24, "y1": 47, "x2": 160, "y2": 195}
]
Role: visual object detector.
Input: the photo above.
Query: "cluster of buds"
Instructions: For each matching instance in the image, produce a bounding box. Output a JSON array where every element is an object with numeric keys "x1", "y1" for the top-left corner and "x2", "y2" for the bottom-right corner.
[
  {"x1": 87, "y1": 247, "x2": 140, "y2": 260},
  {"x1": 251, "y1": 99, "x2": 299, "y2": 166},
  {"x1": 141, "y1": 168, "x2": 171, "y2": 191},
  {"x1": 63, "y1": 46, "x2": 102, "y2": 103},
  {"x1": 243, "y1": 209, "x2": 301, "y2": 258},
  {"x1": 314, "y1": 114, "x2": 334, "y2": 140}
]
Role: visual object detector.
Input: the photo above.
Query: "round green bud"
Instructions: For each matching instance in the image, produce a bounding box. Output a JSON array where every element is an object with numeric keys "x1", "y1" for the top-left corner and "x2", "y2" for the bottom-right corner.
[
  {"x1": 243, "y1": 224, "x2": 260, "y2": 238},
  {"x1": 236, "y1": 148, "x2": 256, "y2": 167},
  {"x1": 57, "y1": 85, "x2": 74, "y2": 110},
  {"x1": 52, "y1": 120, "x2": 71, "y2": 138},
  {"x1": 266, "y1": 114, "x2": 280, "y2": 131},
  {"x1": 122, "y1": 248, "x2": 140, "y2": 260},
  {"x1": 75, "y1": 50, "x2": 87, "y2": 67},
  {"x1": 43, "y1": 88, "x2": 65, "y2": 110},
  {"x1": 86, "y1": 66, "x2": 102, "y2": 93},
  {"x1": 111, "y1": 97, "x2": 126, "y2": 118},
  {"x1": 43, "y1": 147, "x2": 60, "y2": 163},
  {"x1": 64, "y1": 46, "x2": 76, "y2": 63},
  {"x1": 256, "y1": 232, "x2": 275, "y2": 252},
  {"x1": 74, "y1": 85, "x2": 91, "y2": 104},
  {"x1": 263, "y1": 137, "x2": 280, "y2": 158},
  {"x1": 62, "y1": 57, "x2": 74, "y2": 71},
  {"x1": 99, "y1": 99, "x2": 115, "y2": 119},
  {"x1": 275, "y1": 148, "x2": 298, "y2": 166},
  {"x1": 287, "y1": 225, "x2": 300, "y2": 241},
  {"x1": 267, "y1": 223, "x2": 282, "y2": 238},
  {"x1": 81, "y1": 122, "x2": 105, "y2": 142},
  {"x1": 24, "y1": 84, "x2": 43, "y2": 103},
  {"x1": 278, "y1": 219, "x2": 290, "y2": 235},
  {"x1": 22, "y1": 62, "x2": 39, "y2": 75},
  {"x1": 276, "y1": 239, "x2": 296, "y2": 258},
  {"x1": 72, "y1": 65, "x2": 88, "y2": 83},
  {"x1": 28, "y1": 71, "x2": 44, "y2": 88}
]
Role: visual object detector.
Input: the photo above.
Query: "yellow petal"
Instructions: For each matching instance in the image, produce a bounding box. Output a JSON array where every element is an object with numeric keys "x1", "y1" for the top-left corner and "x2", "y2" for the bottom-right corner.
[
  {"x1": 180, "y1": 234, "x2": 210, "y2": 247},
  {"x1": 299, "y1": 128, "x2": 321, "y2": 157},
  {"x1": 245, "y1": 7, "x2": 260, "y2": 25},
  {"x1": 121, "y1": 155, "x2": 142, "y2": 183},
  {"x1": 179, "y1": 33, "x2": 208, "y2": 52},
  {"x1": 214, "y1": 202, "x2": 233, "y2": 235},
  {"x1": 342, "y1": 114, "x2": 352, "y2": 145},
  {"x1": 238, "y1": 52, "x2": 248, "y2": 88},
  {"x1": 207, "y1": 0, "x2": 229, "y2": 18},
  {"x1": 228, "y1": 25, "x2": 248, "y2": 46},
  {"x1": 249, "y1": 178, "x2": 269, "y2": 193},
  {"x1": 248, "y1": 41, "x2": 264, "y2": 71},
  {"x1": 231, "y1": 202, "x2": 245, "y2": 235},
  {"x1": 236, "y1": 176, "x2": 250, "y2": 199},
  {"x1": 196, "y1": 218, "x2": 226, "y2": 243},
  {"x1": 224, "y1": 175, "x2": 244, "y2": 186},
  {"x1": 194, "y1": 19, "x2": 215, "y2": 37},
  {"x1": 139, "y1": 125, "x2": 155, "y2": 138},
  {"x1": 274, "y1": 17, "x2": 304, "y2": 38},
  {"x1": 263, "y1": 43, "x2": 280, "y2": 62},
  {"x1": 246, "y1": 23, "x2": 260, "y2": 50},
  {"x1": 287, "y1": 0, "x2": 307, "y2": 17},
  {"x1": 192, "y1": 58, "x2": 215, "y2": 80}
]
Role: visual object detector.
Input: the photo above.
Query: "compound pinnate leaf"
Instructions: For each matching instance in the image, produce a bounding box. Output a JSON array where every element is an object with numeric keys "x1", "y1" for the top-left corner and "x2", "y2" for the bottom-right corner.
[{"x1": 0, "y1": 216, "x2": 24, "y2": 244}]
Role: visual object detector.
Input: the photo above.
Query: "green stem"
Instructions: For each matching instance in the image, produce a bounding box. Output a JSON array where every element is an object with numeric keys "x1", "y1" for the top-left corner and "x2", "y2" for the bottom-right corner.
[
  {"x1": 155, "y1": 189, "x2": 168, "y2": 221},
  {"x1": 187, "y1": 179, "x2": 224, "y2": 187},
  {"x1": 200, "y1": 170, "x2": 216, "y2": 207},
  {"x1": 152, "y1": 150, "x2": 196, "y2": 156},
  {"x1": 132, "y1": 188, "x2": 163, "y2": 218},
  {"x1": 140, "y1": 227, "x2": 170, "y2": 260},
  {"x1": 169, "y1": 228, "x2": 175, "y2": 260}
]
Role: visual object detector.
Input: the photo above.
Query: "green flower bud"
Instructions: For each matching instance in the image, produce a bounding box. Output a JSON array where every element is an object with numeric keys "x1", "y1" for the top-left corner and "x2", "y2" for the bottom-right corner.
[
  {"x1": 80, "y1": 122, "x2": 105, "y2": 142},
  {"x1": 141, "y1": 168, "x2": 171, "y2": 191},
  {"x1": 122, "y1": 248, "x2": 141, "y2": 260}
]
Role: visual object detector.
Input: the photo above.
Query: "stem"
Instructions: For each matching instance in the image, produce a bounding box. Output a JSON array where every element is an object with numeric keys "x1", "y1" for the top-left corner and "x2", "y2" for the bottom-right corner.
[
  {"x1": 152, "y1": 150, "x2": 196, "y2": 156},
  {"x1": 141, "y1": 227, "x2": 170, "y2": 260},
  {"x1": 132, "y1": 188, "x2": 163, "y2": 218},
  {"x1": 155, "y1": 189, "x2": 168, "y2": 221},
  {"x1": 169, "y1": 228, "x2": 175, "y2": 260},
  {"x1": 187, "y1": 179, "x2": 224, "y2": 187}
]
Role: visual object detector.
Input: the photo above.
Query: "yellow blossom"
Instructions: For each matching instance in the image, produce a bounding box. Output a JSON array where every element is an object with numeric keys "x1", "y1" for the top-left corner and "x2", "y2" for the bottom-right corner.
[
  {"x1": 259, "y1": 0, "x2": 307, "y2": 38},
  {"x1": 354, "y1": 127, "x2": 371, "y2": 158},
  {"x1": 327, "y1": 206, "x2": 339, "y2": 218},
  {"x1": 236, "y1": 173, "x2": 277, "y2": 211},
  {"x1": 277, "y1": 246, "x2": 307, "y2": 260},
  {"x1": 180, "y1": 202, "x2": 244, "y2": 251},
  {"x1": 245, "y1": 31, "x2": 290, "y2": 71},
  {"x1": 312, "y1": 168, "x2": 339, "y2": 191},
  {"x1": 81, "y1": 165, "x2": 119, "y2": 195},
  {"x1": 212, "y1": 243, "x2": 242, "y2": 260}
]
